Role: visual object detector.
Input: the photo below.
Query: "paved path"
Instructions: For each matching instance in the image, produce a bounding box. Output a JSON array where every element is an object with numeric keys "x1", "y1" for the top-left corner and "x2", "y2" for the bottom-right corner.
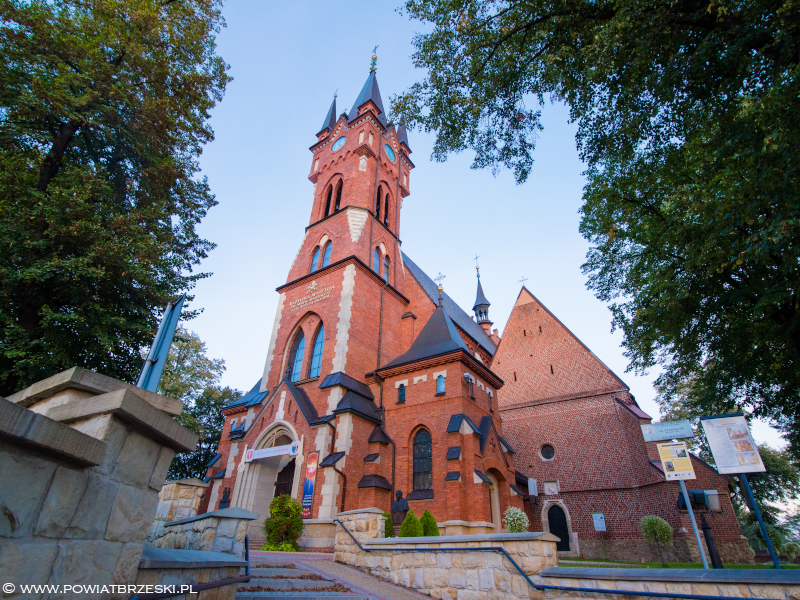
[{"x1": 238, "y1": 551, "x2": 429, "y2": 600}]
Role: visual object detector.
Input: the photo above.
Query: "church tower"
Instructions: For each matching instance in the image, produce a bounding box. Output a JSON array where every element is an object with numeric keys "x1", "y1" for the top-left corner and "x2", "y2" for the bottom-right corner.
[{"x1": 473, "y1": 265, "x2": 492, "y2": 335}]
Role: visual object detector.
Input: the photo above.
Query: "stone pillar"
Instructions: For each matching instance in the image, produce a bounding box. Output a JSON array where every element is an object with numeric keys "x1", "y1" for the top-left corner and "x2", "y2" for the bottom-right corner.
[
  {"x1": 333, "y1": 508, "x2": 386, "y2": 565},
  {"x1": 1, "y1": 367, "x2": 198, "y2": 598}
]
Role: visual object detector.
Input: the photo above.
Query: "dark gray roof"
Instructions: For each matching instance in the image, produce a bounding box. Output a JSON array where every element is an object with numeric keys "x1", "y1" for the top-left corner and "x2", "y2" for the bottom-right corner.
[
  {"x1": 348, "y1": 70, "x2": 387, "y2": 126},
  {"x1": 474, "y1": 470, "x2": 492, "y2": 484},
  {"x1": 446, "y1": 446, "x2": 461, "y2": 460},
  {"x1": 284, "y1": 379, "x2": 320, "y2": 425},
  {"x1": 478, "y1": 416, "x2": 493, "y2": 452},
  {"x1": 497, "y1": 435, "x2": 515, "y2": 454},
  {"x1": 402, "y1": 253, "x2": 497, "y2": 356},
  {"x1": 379, "y1": 304, "x2": 472, "y2": 370},
  {"x1": 446, "y1": 413, "x2": 480, "y2": 434},
  {"x1": 213, "y1": 469, "x2": 226, "y2": 480},
  {"x1": 333, "y1": 390, "x2": 382, "y2": 424},
  {"x1": 358, "y1": 474, "x2": 391, "y2": 490},
  {"x1": 368, "y1": 426, "x2": 392, "y2": 445},
  {"x1": 510, "y1": 484, "x2": 526, "y2": 496},
  {"x1": 206, "y1": 453, "x2": 222, "y2": 468},
  {"x1": 319, "y1": 451, "x2": 345, "y2": 467},
  {"x1": 223, "y1": 379, "x2": 268, "y2": 410},
  {"x1": 364, "y1": 453, "x2": 379, "y2": 462},
  {"x1": 445, "y1": 471, "x2": 461, "y2": 481},
  {"x1": 396, "y1": 123, "x2": 411, "y2": 152},
  {"x1": 474, "y1": 278, "x2": 491, "y2": 310},
  {"x1": 318, "y1": 96, "x2": 337, "y2": 134},
  {"x1": 320, "y1": 371, "x2": 374, "y2": 400}
]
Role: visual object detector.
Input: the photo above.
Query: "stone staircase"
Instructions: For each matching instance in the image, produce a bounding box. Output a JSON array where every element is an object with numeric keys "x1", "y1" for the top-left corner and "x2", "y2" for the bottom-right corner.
[{"x1": 236, "y1": 558, "x2": 368, "y2": 600}]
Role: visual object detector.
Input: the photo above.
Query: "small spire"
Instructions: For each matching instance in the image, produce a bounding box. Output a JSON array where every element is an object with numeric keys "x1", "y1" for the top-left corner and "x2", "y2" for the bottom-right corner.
[{"x1": 318, "y1": 94, "x2": 338, "y2": 135}]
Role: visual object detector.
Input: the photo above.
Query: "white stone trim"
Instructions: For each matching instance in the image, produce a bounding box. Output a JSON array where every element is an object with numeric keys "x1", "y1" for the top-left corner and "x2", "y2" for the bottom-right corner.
[
  {"x1": 432, "y1": 370, "x2": 447, "y2": 379},
  {"x1": 359, "y1": 155, "x2": 368, "y2": 171},
  {"x1": 413, "y1": 375, "x2": 427, "y2": 384},
  {"x1": 225, "y1": 442, "x2": 239, "y2": 475},
  {"x1": 394, "y1": 379, "x2": 409, "y2": 389},
  {"x1": 379, "y1": 241, "x2": 387, "y2": 255},
  {"x1": 261, "y1": 293, "x2": 286, "y2": 392},
  {"x1": 208, "y1": 480, "x2": 222, "y2": 511},
  {"x1": 332, "y1": 265, "x2": 356, "y2": 372},
  {"x1": 345, "y1": 208, "x2": 369, "y2": 243},
  {"x1": 275, "y1": 391, "x2": 287, "y2": 421}
]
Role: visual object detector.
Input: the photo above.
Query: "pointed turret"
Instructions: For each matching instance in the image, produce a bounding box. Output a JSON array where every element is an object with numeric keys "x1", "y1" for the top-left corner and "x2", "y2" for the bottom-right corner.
[
  {"x1": 348, "y1": 69, "x2": 387, "y2": 126},
  {"x1": 396, "y1": 123, "x2": 411, "y2": 153},
  {"x1": 473, "y1": 266, "x2": 493, "y2": 334},
  {"x1": 318, "y1": 95, "x2": 337, "y2": 135}
]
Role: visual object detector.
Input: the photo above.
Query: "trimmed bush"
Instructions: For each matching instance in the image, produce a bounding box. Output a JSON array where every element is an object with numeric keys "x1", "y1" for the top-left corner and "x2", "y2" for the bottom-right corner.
[
  {"x1": 420, "y1": 509, "x2": 440, "y2": 536},
  {"x1": 399, "y1": 510, "x2": 423, "y2": 537},
  {"x1": 263, "y1": 494, "x2": 304, "y2": 550},
  {"x1": 641, "y1": 515, "x2": 673, "y2": 567},
  {"x1": 383, "y1": 512, "x2": 393, "y2": 538},
  {"x1": 503, "y1": 506, "x2": 530, "y2": 533}
]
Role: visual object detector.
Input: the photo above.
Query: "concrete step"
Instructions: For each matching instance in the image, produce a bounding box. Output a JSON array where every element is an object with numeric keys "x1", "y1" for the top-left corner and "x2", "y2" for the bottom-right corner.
[
  {"x1": 240, "y1": 578, "x2": 340, "y2": 591},
  {"x1": 237, "y1": 594, "x2": 367, "y2": 600},
  {"x1": 248, "y1": 568, "x2": 304, "y2": 577}
]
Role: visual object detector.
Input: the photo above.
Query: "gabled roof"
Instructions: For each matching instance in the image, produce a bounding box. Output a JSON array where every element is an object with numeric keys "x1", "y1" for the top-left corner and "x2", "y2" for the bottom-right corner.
[
  {"x1": 318, "y1": 96, "x2": 337, "y2": 134},
  {"x1": 615, "y1": 396, "x2": 652, "y2": 420},
  {"x1": 320, "y1": 371, "x2": 374, "y2": 400},
  {"x1": 379, "y1": 304, "x2": 472, "y2": 370},
  {"x1": 402, "y1": 253, "x2": 497, "y2": 356},
  {"x1": 446, "y1": 413, "x2": 480, "y2": 435},
  {"x1": 223, "y1": 379, "x2": 269, "y2": 410},
  {"x1": 333, "y1": 390, "x2": 382, "y2": 424},
  {"x1": 348, "y1": 70, "x2": 387, "y2": 127},
  {"x1": 283, "y1": 378, "x2": 320, "y2": 425},
  {"x1": 358, "y1": 474, "x2": 391, "y2": 490},
  {"x1": 474, "y1": 278, "x2": 491, "y2": 310},
  {"x1": 368, "y1": 426, "x2": 392, "y2": 445},
  {"x1": 319, "y1": 451, "x2": 345, "y2": 467}
]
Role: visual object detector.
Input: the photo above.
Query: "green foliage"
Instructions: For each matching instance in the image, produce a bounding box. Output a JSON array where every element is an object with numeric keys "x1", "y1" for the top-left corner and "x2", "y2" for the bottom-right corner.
[
  {"x1": 260, "y1": 541, "x2": 297, "y2": 553},
  {"x1": 503, "y1": 506, "x2": 530, "y2": 533},
  {"x1": 420, "y1": 509, "x2": 439, "y2": 536},
  {"x1": 394, "y1": 0, "x2": 800, "y2": 447},
  {"x1": 263, "y1": 495, "x2": 304, "y2": 550},
  {"x1": 641, "y1": 515, "x2": 673, "y2": 567},
  {"x1": 383, "y1": 512, "x2": 393, "y2": 539},
  {"x1": 0, "y1": 0, "x2": 230, "y2": 396},
  {"x1": 399, "y1": 511, "x2": 423, "y2": 537}
]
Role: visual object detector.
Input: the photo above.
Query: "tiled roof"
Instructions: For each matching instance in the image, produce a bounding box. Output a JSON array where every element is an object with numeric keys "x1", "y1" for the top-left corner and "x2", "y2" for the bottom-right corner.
[{"x1": 402, "y1": 253, "x2": 497, "y2": 356}]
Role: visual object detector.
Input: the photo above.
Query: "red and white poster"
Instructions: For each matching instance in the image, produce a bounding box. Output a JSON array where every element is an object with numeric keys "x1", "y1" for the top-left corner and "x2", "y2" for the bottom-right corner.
[{"x1": 302, "y1": 452, "x2": 319, "y2": 518}]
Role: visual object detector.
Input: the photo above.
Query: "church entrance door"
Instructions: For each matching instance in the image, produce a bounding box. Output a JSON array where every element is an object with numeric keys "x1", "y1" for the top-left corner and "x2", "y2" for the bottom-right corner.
[
  {"x1": 547, "y1": 505, "x2": 571, "y2": 551},
  {"x1": 274, "y1": 458, "x2": 296, "y2": 498}
]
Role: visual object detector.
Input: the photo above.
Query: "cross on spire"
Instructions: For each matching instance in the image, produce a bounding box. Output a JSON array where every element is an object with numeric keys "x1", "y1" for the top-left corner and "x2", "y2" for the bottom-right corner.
[
  {"x1": 474, "y1": 254, "x2": 481, "y2": 278},
  {"x1": 434, "y1": 272, "x2": 445, "y2": 306},
  {"x1": 519, "y1": 276, "x2": 529, "y2": 284},
  {"x1": 370, "y1": 45, "x2": 379, "y2": 71}
]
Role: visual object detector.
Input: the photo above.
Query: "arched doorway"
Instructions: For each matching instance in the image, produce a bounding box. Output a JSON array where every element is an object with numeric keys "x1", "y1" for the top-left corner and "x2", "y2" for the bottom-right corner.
[{"x1": 547, "y1": 504, "x2": 571, "y2": 551}]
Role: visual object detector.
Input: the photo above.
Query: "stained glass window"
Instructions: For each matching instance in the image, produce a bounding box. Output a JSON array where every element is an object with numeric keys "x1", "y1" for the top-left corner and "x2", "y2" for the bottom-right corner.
[
  {"x1": 383, "y1": 256, "x2": 390, "y2": 281},
  {"x1": 289, "y1": 332, "x2": 305, "y2": 382},
  {"x1": 309, "y1": 326, "x2": 325, "y2": 378},
  {"x1": 322, "y1": 243, "x2": 332, "y2": 267},
  {"x1": 374, "y1": 248, "x2": 380, "y2": 273},
  {"x1": 310, "y1": 247, "x2": 320, "y2": 273},
  {"x1": 413, "y1": 429, "x2": 433, "y2": 491}
]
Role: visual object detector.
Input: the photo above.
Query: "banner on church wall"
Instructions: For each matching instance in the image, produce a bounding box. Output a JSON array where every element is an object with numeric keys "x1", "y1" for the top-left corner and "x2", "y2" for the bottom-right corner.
[
  {"x1": 245, "y1": 441, "x2": 300, "y2": 463},
  {"x1": 302, "y1": 452, "x2": 319, "y2": 518},
  {"x1": 700, "y1": 414, "x2": 765, "y2": 475},
  {"x1": 657, "y1": 442, "x2": 696, "y2": 481},
  {"x1": 641, "y1": 420, "x2": 694, "y2": 442}
]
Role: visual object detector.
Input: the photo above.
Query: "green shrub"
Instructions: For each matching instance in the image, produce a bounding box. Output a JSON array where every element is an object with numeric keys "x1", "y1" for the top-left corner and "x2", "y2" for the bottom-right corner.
[
  {"x1": 503, "y1": 506, "x2": 530, "y2": 533},
  {"x1": 420, "y1": 509, "x2": 440, "y2": 536},
  {"x1": 399, "y1": 511, "x2": 423, "y2": 537},
  {"x1": 262, "y1": 494, "x2": 304, "y2": 550},
  {"x1": 641, "y1": 515, "x2": 673, "y2": 567},
  {"x1": 260, "y1": 541, "x2": 297, "y2": 552},
  {"x1": 383, "y1": 512, "x2": 393, "y2": 538}
]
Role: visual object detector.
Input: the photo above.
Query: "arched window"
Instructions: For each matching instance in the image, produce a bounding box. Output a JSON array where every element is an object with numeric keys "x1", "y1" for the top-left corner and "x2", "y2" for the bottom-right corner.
[
  {"x1": 322, "y1": 242, "x2": 332, "y2": 267},
  {"x1": 383, "y1": 255, "x2": 390, "y2": 281},
  {"x1": 384, "y1": 193, "x2": 389, "y2": 226},
  {"x1": 397, "y1": 383, "x2": 405, "y2": 404},
  {"x1": 334, "y1": 180, "x2": 342, "y2": 211},
  {"x1": 309, "y1": 325, "x2": 325, "y2": 378},
  {"x1": 288, "y1": 331, "x2": 305, "y2": 382},
  {"x1": 413, "y1": 429, "x2": 433, "y2": 491},
  {"x1": 310, "y1": 247, "x2": 320, "y2": 273},
  {"x1": 436, "y1": 375, "x2": 445, "y2": 395},
  {"x1": 373, "y1": 248, "x2": 381, "y2": 273},
  {"x1": 324, "y1": 185, "x2": 333, "y2": 216},
  {"x1": 375, "y1": 185, "x2": 382, "y2": 219}
]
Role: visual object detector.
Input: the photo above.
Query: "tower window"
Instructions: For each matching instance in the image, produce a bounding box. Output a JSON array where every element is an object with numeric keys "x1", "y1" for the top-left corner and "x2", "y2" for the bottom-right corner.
[
  {"x1": 436, "y1": 375, "x2": 445, "y2": 395},
  {"x1": 375, "y1": 185, "x2": 382, "y2": 219},
  {"x1": 412, "y1": 429, "x2": 433, "y2": 491},
  {"x1": 383, "y1": 193, "x2": 389, "y2": 226},
  {"x1": 324, "y1": 185, "x2": 332, "y2": 216},
  {"x1": 373, "y1": 248, "x2": 380, "y2": 273},
  {"x1": 334, "y1": 180, "x2": 342, "y2": 211},
  {"x1": 309, "y1": 325, "x2": 325, "y2": 378},
  {"x1": 397, "y1": 383, "x2": 405, "y2": 404},
  {"x1": 383, "y1": 255, "x2": 390, "y2": 281},
  {"x1": 288, "y1": 331, "x2": 305, "y2": 382},
  {"x1": 322, "y1": 242, "x2": 332, "y2": 267},
  {"x1": 310, "y1": 247, "x2": 320, "y2": 273}
]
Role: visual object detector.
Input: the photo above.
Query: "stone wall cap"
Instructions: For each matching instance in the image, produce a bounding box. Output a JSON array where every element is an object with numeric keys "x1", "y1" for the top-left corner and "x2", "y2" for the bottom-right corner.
[
  {"x1": 365, "y1": 531, "x2": 557, "y2": 545},
  {"x1": 166, "y1": 477, "x2": 210, "y2": 488},
  {"x1": 540, "y1": 567, "x2": 800, "y2": 585},
  {"x1": 46, "y1": 388, "x2": 198, "y2": 452},
  {"x1": 303, "y1": 518, "x2": 336, "y2": 524},
  {"x1": 0, "y1": 397, "x2": 106, "y2": 466},
  {"x1": 139, "y1": 546, "x2": 247, "y2": 569},
  {"x1": 337, "y1": 507, "x2": 385, "y2": 516},
  {"x1": 8, "y1": 366, "x2": 183, "y2": 416},
  {"x1": 165, "y1": 506, "x2": 259, "y2": 527}
]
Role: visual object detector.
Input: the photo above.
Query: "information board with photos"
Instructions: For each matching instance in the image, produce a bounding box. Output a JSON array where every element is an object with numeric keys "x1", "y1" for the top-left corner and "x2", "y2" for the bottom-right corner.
[
  {"x1": 700, "y1": 415, "x2": 765, "y2": 475},
  {"x1": 656, "y1": 441, "x2": 696, "y2": 481}
]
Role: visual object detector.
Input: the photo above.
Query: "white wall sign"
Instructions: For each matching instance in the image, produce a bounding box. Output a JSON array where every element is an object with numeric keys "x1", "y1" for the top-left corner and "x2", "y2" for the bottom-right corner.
[
  {"x1": 592, "y1": 513, "x2": 606, "y2": 532},
  {"x1": 700, "y1": 415, "x2": 765, "y2": 475},
  {"x1": 528, "y1": 478, "x2": 538, "y2": 497},
  {"x1": 641, "y1": 420, "x2": 694, "y2": 442},
  {"x1": 245, "y1": 442, "x2": 300, "y2": 463}
]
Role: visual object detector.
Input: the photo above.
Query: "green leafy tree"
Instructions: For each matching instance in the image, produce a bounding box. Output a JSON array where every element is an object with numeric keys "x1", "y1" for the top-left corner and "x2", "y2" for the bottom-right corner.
[
  {"x1": 399, "y1": 511, "x2": 424, "y2": 537},
  {"x1": 0, "y1": 0, "x2": 230, "y2": 396},
  {"x1": 420, "y1": 509, "x2": 440, "y2": 536},
  {"x1": 641, "y1": 515, "x2": 673, "y2": 567},
  {"x1": 393, "y1": 0, "x2": 800, "y2": 449},
  {"x1": 262, "y1": 494, "x2": 304, "y2": 550}
]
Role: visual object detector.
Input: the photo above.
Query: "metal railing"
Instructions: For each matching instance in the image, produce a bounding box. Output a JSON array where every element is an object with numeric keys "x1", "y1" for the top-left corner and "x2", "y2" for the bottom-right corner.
[{"x1": 333, "y1": 519, "x2": 782, "y2": 600}]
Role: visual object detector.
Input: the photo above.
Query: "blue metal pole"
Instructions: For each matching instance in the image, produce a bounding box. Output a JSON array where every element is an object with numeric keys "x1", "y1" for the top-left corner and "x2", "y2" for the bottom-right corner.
[
  {"x1": 740, "y1": 474, "x2": 780, "y2": 569},
  {"x1": 136, "y1": 294, "x2": 185, "y2": 392},
  {"x1": 680, "y1": 480, "x2": 709, "y2": 569}
]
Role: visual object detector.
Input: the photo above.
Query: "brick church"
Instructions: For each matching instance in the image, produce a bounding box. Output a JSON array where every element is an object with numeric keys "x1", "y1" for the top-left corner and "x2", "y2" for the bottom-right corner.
[{"x1": 200, "y1": 64, "x2": 750, "y2": 562}]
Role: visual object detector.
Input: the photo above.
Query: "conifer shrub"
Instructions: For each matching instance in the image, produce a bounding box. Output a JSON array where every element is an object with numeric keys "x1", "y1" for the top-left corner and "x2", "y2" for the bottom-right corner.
[
  {"x1": 420, "y1": 509, "x2": 440, "y2": 536},
  {"x1": 383, "y1": 512, "x2": 393, "y2": 538},
  {"x1": 262, "y1": 494, "x2": 304, "y2": 550},
  {"x1": 399, "y1": 511, "x2": 423, "y2": 537},
  {"x1": 641, "y1": 515, "x2": 673, "y2": 567}
]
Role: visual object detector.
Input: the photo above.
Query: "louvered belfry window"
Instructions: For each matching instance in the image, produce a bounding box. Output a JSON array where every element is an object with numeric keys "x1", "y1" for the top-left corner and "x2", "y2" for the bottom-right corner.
[{"x1": 413, "y1": 429, "x2": 433, "y2": 490}]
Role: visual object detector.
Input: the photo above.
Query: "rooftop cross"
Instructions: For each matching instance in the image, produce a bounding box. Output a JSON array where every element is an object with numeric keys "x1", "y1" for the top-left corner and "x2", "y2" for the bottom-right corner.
[
  {"x1": 474, "y1": 254, "x2": 481, "y2": 278},
  {"x1": 370, "y1": 46, "x2": 379, "y2": 71},
  {"x1": 519, "y1": 276, "x2": 529, "y2": 284},
  {"x1": 434, "y1": 272, "x2": 445, "y2": 306}
]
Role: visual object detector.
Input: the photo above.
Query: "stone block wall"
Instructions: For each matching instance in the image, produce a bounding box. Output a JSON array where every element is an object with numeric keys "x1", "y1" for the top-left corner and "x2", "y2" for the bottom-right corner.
[
  {"x1": 146, "y1": 507, "x2": 257, "y2": 560},
  {"x1": 334, "y1": 508, "x2": 559, "y2": 600},
  {"x1": 154, "y1": 479, "x2": 208, "y2": 524}
]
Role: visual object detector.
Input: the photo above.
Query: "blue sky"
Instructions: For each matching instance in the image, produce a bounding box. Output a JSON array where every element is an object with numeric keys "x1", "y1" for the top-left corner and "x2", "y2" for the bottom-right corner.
[{"x1": 187, "y1": 1, "x2": 779, "y2": 446}]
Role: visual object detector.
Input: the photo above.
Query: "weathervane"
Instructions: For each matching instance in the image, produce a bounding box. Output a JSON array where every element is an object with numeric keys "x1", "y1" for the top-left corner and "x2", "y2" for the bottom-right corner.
[
  {"x1": 434, "y1": 272, "x2": 446, "y2": 306},
  {"x1": 519, "y1": 276, "x2": 529, "y2": 284},
  {"x1": 370, "y1": 45, "x2": 379, "y2": 71},
  {"x1": 474, "y1": 254, "x2": 481, "y2": 278}
]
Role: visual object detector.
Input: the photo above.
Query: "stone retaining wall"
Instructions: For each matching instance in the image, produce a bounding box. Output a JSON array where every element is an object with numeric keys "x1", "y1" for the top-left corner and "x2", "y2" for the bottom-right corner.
[
  {"x1": 334, "y1": 507, "x2": 560, "y2": 600},
  {"x1": 579, "y1": 536, "x2": 754, "y2": 565},
  {"x1": 154, "y1": 479, "x2": 208, "y2": 524},
  {"x1": 146, "y1": 507, "x2": 257, "y2": 560}
]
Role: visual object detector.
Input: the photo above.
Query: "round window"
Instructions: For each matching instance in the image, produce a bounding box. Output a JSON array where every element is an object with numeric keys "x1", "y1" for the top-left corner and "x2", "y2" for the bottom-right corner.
[
  {"x1": 331, "y1": 136, "x2": 346, "y2": 152},
  {"x1": 384, "y1": 143, "x2": 396, "y2": 161},
  {"x1": 540, "y1": 444, "x2": 555, "y2": 460}
]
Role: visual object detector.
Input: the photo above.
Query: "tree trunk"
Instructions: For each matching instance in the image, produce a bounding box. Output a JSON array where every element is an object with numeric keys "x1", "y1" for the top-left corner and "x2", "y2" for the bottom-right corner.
[{"x1": 37, "y1": 119, "x2": 83, "y2": 192}]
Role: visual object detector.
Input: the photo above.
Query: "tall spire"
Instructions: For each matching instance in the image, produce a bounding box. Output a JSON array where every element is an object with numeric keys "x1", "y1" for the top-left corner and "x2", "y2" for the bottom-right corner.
[
  {"x1": 473, "y1": 265, "x2": 492, "y2": 330},
  {"x1": 318, "y1": 94, "x2": 337, "y2": 135},
  {"x1": 348, "y1": 70, "x2": 387, "y2": 126}
]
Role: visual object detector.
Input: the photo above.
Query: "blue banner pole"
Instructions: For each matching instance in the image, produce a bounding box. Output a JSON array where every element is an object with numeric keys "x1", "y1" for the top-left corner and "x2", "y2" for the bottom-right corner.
[
  {"x1": 680, "y1": 480, "x2": 709, "y2": 569},
  {"x1": 740, "y1": 474, "x2": 780, "y2": 569}
]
